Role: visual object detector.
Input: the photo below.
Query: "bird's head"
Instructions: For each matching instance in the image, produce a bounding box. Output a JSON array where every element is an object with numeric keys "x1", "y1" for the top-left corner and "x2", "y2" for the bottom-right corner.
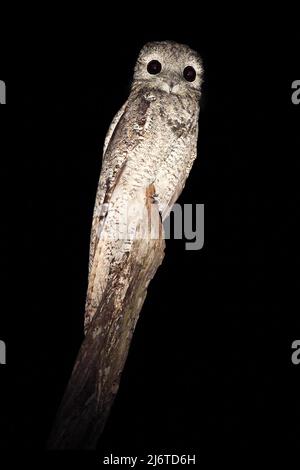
[{"x1": 132, "y1": 41, "x2": 203, "y2": 98}]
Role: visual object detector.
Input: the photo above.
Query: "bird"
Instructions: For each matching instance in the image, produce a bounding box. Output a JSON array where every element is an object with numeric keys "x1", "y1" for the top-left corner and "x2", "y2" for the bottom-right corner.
[{"x1": 84, "y1": 40, "x2": 203, "y2": 332}]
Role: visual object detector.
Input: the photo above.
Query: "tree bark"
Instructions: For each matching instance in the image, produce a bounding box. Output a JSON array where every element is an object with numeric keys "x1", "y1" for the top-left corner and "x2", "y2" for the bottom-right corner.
[{"x1": 48, "y1": 184, "x2": 165, "y2": 449}]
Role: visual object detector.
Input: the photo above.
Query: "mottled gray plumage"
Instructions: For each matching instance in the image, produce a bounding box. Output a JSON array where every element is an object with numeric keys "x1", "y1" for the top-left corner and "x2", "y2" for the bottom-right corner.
[{"x1": 85, "y1": 41, "x2": 203, "y2": 331}]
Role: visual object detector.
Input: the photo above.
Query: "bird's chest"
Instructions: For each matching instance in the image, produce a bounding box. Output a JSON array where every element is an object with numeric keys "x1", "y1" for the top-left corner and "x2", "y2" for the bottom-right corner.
[
  {"x1": 150, "y1": 95, "x2": 194, "y2": 137},
  {"x1": 129, "y1": 92, "x2": 194, "y2": 139},
  {"x1": 122, "y1": 94, "x2": 195, "y2": 187}
]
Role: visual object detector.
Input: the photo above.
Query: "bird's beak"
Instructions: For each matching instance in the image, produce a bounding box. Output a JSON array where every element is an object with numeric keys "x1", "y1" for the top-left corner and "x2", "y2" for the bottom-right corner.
[
  {"x1": 161, "y1": 80, "x2": 180, "y2": 94},
  {"x1": 169, "y1": 80, "x2": 176, "y2": 91}
]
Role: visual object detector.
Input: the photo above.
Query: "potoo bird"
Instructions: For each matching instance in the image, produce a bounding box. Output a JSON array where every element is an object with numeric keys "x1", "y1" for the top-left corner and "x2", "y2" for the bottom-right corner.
[{"x1": 85, "y1": 41, "x2": 203, "y2": 332}]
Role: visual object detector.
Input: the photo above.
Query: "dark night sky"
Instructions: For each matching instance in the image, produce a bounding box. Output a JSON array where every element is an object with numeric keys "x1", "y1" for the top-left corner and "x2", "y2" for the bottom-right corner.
[{"x1": 0, "y1": 14, "x2": 299, "y2": 464}]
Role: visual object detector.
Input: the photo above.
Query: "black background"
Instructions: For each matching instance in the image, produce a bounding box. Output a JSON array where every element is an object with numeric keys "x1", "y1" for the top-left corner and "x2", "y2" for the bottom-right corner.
[{"x1": 0, "y1": 14, "x2": 300, "y2": 464}]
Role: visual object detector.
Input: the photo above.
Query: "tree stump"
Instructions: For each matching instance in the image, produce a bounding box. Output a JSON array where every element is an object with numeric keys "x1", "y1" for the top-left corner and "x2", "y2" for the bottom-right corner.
[{"x1": 48, "y1": 184, "x2": 165, "y2": 449}]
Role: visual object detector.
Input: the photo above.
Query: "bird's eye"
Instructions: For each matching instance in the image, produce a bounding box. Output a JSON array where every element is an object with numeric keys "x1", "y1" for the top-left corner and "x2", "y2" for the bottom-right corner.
[
  {"x1": 147, "y1": 60, "x2": 162, "y2": 75},
  {"x1": 183, "y1": 66, "x2": 196, "y2": 82}
]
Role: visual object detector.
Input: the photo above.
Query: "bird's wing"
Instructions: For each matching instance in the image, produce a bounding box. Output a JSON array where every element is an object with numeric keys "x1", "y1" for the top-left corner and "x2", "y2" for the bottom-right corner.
[
  {"x1": 89, "y1": 95, "x2": 155, "y2": 271},
  {"x1": 85, "y1": 94, "x2": 156, "y2": 331},
  {"x1": 88, "y1": 102, "x2": 127, "y2": 273},
  {"x1": 103, "y1": 102, "x2": 128, "y2": 156}
]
